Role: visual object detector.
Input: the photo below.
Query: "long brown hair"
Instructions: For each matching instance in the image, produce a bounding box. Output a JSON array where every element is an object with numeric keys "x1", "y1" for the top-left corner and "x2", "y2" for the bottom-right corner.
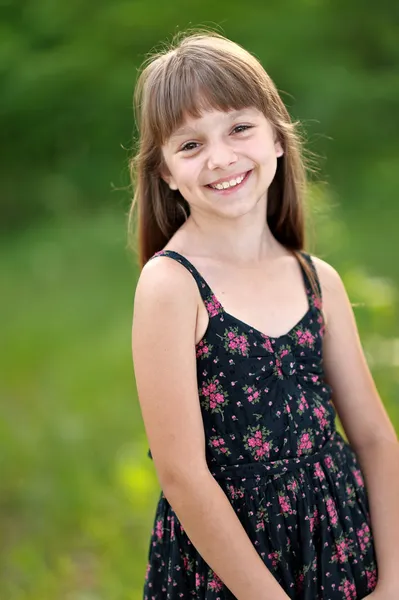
[{"x1": 127, "y1": 30, "x2": 320, "y2": 297}]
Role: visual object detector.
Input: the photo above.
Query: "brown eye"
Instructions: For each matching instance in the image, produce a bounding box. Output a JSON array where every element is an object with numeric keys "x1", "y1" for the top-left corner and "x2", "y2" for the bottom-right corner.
[
  {"x1": 180, "y1": 142, "x2": 199, "y2": 152},
  {"x1": 232, "y1": 125, "x2": 252, "y2": 134}
]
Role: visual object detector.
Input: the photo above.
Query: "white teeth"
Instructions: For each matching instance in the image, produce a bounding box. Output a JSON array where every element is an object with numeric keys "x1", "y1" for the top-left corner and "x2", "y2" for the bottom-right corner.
[{"x1": 210, "y1": 173, "x2": 246, "y2": 190}]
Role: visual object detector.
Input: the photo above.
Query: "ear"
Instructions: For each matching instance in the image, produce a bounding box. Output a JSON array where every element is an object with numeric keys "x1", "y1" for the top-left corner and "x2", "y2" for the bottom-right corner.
[
  {"x1": 160, "y1": 165, "x2": 178, "y2": 191},
  {"x1": 167, "y1": 178, "x2": 178, "y2": 191},
  {"x1": 275, "y1": 139, "x2": 284, "y2": 157}
]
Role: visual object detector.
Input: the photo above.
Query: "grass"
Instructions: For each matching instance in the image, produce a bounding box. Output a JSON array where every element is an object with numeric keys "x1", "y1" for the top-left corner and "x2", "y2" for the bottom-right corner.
[{"x1": 1, "y1": 210, "x2": 159, "y2": 599}]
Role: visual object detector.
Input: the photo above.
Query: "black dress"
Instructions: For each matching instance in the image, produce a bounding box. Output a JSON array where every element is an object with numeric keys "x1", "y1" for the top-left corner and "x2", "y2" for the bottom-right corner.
[{"x1": 142, "y1": 249, "x2": 378, "y2": 600}]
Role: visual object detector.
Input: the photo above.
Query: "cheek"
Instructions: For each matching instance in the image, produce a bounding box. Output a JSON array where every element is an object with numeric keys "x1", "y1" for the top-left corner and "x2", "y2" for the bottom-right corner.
[
  {"x1": 175, "y1": 163, "x2": 200, "y2": 188},
  {"x1": 259, "y1": 142, "x2": 279, "y2": 166},
  {"x1": 243, "y1": 137, "x2": 274, "y2": 162},
  {"x1": 256, "y1": 151, "x2": 279, "y2": 185}
]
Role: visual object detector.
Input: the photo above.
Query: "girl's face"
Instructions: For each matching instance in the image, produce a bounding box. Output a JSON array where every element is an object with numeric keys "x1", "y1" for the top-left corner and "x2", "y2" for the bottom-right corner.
[{"x1": 161, "y1": 106, "x2": 283, "y2": 219}]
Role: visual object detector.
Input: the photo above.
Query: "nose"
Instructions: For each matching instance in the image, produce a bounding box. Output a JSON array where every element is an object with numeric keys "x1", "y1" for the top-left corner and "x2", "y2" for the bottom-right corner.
[{"x1": 206, "y1": 140, "x2": 238, "y2": 171}]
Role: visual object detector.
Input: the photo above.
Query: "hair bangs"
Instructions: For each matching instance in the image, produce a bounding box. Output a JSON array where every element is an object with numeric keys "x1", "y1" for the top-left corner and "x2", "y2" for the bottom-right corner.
[{"x1": 146, "y1": 52, "x2": 266, "y2": 145}]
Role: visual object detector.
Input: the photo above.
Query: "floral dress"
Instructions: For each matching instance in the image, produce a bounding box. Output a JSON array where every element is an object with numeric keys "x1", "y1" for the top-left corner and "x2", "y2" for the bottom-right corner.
[{"x1": 142, "y1": 249, "x2": 378, "y2": 600}]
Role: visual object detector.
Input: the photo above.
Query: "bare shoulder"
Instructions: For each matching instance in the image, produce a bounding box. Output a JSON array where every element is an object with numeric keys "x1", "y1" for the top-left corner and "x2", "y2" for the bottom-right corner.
[
  {"x1": 306, "y1": 255, "x2": 348, "y2": 330},
  {"x1": 309, "y1": 255, "x2": 343, "y2": 296},
  {"x1": 134, "y1": 253, "x2": 200, "y2": 312}
]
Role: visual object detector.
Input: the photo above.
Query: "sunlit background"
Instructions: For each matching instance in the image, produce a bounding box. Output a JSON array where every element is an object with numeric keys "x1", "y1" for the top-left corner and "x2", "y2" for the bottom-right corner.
[{"x1": 1, "y1": 3, "x2": 398, "y2": 599}]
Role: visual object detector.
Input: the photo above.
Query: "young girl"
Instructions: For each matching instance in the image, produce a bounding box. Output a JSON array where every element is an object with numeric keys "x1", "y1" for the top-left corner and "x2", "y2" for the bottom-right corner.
[{"x1": 130, "y1": 31, "x2": 399, "y2": 600}]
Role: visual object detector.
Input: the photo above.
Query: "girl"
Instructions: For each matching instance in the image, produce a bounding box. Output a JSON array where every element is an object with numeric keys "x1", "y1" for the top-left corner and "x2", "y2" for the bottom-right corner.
[{"x1": 130, "y1": 31, "x2": 399, "y2": 600}]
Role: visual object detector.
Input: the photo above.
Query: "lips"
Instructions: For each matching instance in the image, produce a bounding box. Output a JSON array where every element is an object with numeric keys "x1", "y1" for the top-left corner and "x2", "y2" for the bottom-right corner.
[{"x1": 205, "y1": 169, "x2": 253, "y2": 193}]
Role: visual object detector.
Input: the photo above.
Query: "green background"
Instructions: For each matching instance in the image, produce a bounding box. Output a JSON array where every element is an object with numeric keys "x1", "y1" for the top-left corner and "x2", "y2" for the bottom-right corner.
[{"x1": 1, "y1": 2, "x2": 398, "y2": 598}]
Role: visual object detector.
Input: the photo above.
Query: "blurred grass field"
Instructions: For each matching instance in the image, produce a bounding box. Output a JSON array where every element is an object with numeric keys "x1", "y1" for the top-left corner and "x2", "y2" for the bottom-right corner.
[
  {"x1": 1, "y1": 201, "x2": 398, "y2": 599},
  {"x1": 1, "y1": 210, "x2": 160, "y2": 599}
]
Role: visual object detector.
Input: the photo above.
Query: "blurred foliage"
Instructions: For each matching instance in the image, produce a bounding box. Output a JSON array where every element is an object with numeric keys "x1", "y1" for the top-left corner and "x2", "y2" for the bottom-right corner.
[
  {"x1": 2, "y1": 0, "x2": 399, "y2": 235},
  {"x1": 1, "y1": 1, "x2": 398, "y2": 598}
]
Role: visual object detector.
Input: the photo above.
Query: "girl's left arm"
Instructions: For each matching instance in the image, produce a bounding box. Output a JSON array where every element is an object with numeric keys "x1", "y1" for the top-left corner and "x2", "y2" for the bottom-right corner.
[{"x1": 314, "y1": 257, "x2": 399, "y2": 597}]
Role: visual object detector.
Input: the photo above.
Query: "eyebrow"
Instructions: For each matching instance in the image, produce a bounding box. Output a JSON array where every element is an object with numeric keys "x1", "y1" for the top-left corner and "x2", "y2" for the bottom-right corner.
[{"x1": 169, "y1": 109, "x2": 253, "y2": 140}]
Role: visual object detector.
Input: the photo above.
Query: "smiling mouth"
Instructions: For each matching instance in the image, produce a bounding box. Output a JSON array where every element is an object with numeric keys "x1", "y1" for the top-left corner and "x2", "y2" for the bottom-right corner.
[{"x1": 205, "y1": 170, "x2": 253, "y2": 193}]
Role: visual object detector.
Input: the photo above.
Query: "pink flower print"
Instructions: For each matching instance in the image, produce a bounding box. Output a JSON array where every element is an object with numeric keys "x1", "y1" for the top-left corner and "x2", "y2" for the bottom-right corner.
[
  {"x1": 207, "y1": 570, "x2": 224, "y2": 592},
  {"x1": 228, "y1": 485, "x2": 245, "y2": 501},
  {"x1": 324, "y1": 455, "x2": 333, "y2": 468},
  {"x1": 311, "y1": 555, "x2": 318, "y2": 572},
  {"x1": 222, "y1": 327, "x2": 250, "y2": 357},
  {"x1": 243, "y1": 425, "x2": 273, "y2": 461},
  {"x1": 195, "y1": 572, "x2": 205, "y2": 590},
  {"x1": 330, "y1": 535, "x2": 354, "y2": 564},
  {"x1": 273, "y1": 344, "x2": 294, "y2": 379},
  {"x1": 313, "y1": 404, "x2": 329, "y2": 429},
  {"x1": 365, "y1": 565, "x2": 377, "y2": 591},
  {"x1": 323, "y1": 454, "x2": 339, "y2": 473},
  {"x1": 325, "y1": 496, "x2": 339, "y2": 528},
  {"x1": 247, "y1": 430, "x2": 263, "y2": 448},
  {"x1": 297, "y1": 429, "x2": 314, "y2": 456},
  {"x1": 317, "y1": 314, "x2": 326, "y2": 337},
  {"x1": 314, "y1": 461, "x2": 325, "y2": 480},
  {"x1": 308, "y1": 507, "x2": 319, "y2": 533},
  {"x1": 168, "y1": 515, "x2": 176, "y2": 541},
  {"x1": 287, "y1": 477, "x2": 299, "y2": 493},
  {"x1": 255, "y1": 503, "x2": 269, "y2": 531},
  {"x1": 278, "y1": 492, "x2": 293, "y2": 516},
  {"x1": 208, "y1": 436, "x2": 231, "y2": 456},
  {"x1": 339, "y1": 577, "x2": 357, "y2": 599},
  {"x1": 356, "y1": 522, "x2": 371, "y2": 553},
  {"x1": 352, "y1": 468, "x2": 365, "y2": 488},
  {"x1": 261, "y1": 335, "x2": 273, "y2": 354},
  {"x1": 204, "y1": 294, "x2": 222, "y2": 317},
  {"x1": 297, "y1": 395, "x2": 309, "y2": 414},
  {"x1": 182, "y1": 553, "x2": 194, "y2": 573},
  {"x1": 155, "y1": 519, "x2": 163, "y2": 540},
  {"x1": 256, "y1": 443, "x2": 270, "y2": 459},
  {"x1": 294, "y1": 327, "x2": 315, "y2": 349},
  {"x1": 268, "y1": 550, "x2": 282, "y2": 570},
  {"x1": 196, "y1": 339, "x2": 213, "y2": 359},
  {"x1": 312, "y1": 293, "x2": 322, "y2": 311},
  {"x1": 274, "y1": 357, "x2": 283, "y2": 379},
  {"x1": 346, "y1": 483, "x2": 356, "y2": 507},
  {"x1": 242, "y1": 384, "x2": 261, "y2": 404},
  {"x1": 199, "y1": 376, "x2": 229, "y2": 419}
]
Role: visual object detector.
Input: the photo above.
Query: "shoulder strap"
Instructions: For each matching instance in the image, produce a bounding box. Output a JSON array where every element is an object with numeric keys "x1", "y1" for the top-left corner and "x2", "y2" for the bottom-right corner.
[
  {"x1": 149, "y1": 250, "x2": 221, "y2": 315},
  {"x1": 298, "y1": 250, "x2": 322, "y2": 299}
]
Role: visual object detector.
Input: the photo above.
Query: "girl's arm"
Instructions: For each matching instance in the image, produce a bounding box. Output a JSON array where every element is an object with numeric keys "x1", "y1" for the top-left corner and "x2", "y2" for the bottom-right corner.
[
  {"x1": 132, "y1": 258, "x2": 290, "y2": 600},
  {"x1": 315, "y1": 257, "x2": 399, "y2": 597}
]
